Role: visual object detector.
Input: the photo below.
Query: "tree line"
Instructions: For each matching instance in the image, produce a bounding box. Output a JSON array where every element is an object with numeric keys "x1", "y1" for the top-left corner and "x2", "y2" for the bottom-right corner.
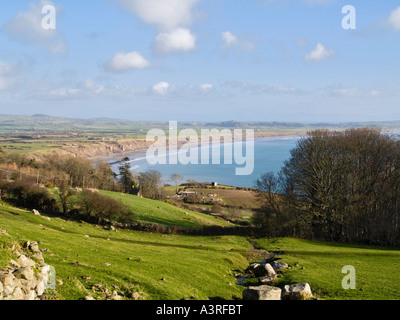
[{"x1": 254, "y1": 128, "x2": 400, "y2": 246}]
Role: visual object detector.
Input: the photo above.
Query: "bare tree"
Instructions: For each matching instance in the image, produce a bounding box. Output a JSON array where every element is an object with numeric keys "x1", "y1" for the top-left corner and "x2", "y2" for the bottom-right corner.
[{"x1": 169, "y1": 173, "x2": 184, "y2": 194}]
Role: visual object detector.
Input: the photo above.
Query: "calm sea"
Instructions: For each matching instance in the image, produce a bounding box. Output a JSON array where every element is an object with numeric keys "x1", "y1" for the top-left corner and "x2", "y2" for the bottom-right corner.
[{"x1": 110, "y1": 137, "x2": 299, "y2": 188}]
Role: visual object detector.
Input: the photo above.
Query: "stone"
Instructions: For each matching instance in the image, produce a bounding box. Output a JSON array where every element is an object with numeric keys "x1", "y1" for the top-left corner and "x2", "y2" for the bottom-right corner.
[
  {"x1": 131, "y1": 292, "x2": 140, "y2": 300},
  {"x1": 18, "y1": 255, "x2": 36, "y2": 268},
  {"x1": 13, "y1": 268, "x2": 35, "y2": 281},
  {"x1": 110, "y1": 290, "x2": 122, "y2": 300},
  {"x1": 12, "y1": 287, "x2": 24, "y2": 300},
  {"x1": 253, "y1": 263, "x2": 276, "y2": 278},
  {"x1": 29, "y1": 242, "x2": 41, "y2": 254},
  {"x1": 3, "y1": 285, "x2": 15, "y2": 296},
  {"x1": 32, "y1": 252, "x2": 45, "y2": 263},
  {"x1": 24, "y1": 291, "x2": 37, "y2": 300},
  {"x1": 32, "y1": 209, "x2": 41, "y2": 216},
  {"x1": 258, "y1": 274, "x2": 277, "y2": 285},
  {"x1": 2, "y1": 273, "x2": 15, "y2": 286},
  {"x1": 243, "y1": 285, "x2": 282, "y2": 300},
  {"x1": 85, "y1": 295, "x2": 95, "y2": 300},
  {"x1": 282, "y1": 283, "x2": 313, "y2": 300},
  {"x1": 36, "y1": 281, "x2": 45, "y2": 296},
  {"x1": 245, "y1": 263, "x2": 260, "y2": 274},
  {"x1": 270, "y1": 261, "x2": 289, "y2": 272}
]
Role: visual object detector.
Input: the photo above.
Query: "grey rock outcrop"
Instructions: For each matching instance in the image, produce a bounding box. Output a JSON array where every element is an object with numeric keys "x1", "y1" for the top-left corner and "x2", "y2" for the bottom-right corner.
[
  {"x1": 243, "y1": 285, "x2": 282, "y2": 300},
  {"x1": 282, "y1": 283, "x2": 313, "y2": 300}
]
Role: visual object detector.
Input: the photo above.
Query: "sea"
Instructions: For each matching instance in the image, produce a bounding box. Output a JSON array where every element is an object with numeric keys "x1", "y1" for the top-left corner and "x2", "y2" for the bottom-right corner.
[{"x1": 110, "y1": 137, "x2": 300, "y2": 188}]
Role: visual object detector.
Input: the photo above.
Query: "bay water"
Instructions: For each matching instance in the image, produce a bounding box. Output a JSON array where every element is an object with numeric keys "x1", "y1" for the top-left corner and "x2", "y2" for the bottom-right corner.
[{"x1": 110, "y1": 137, "x2": 299, "y2": 188}]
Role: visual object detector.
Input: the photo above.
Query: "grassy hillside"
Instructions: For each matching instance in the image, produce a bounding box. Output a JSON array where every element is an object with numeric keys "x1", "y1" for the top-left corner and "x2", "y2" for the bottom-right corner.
[
  {"x1": 255, "y1": 238, "x2": 400, "y2": 300},
  {"x1": 98, "y1": 190, "x2": 231, "y2": 229},
  {"x1": 2, "y1": 196, "x2": 400, "y2": 300},
  {"x1": 0, "y1": 202, "x2": 250, "y2": 300}
]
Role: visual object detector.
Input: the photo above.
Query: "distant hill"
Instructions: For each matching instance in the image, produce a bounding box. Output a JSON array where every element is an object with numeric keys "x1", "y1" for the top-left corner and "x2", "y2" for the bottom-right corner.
[{"x1": 1, "y1": 114, "x2": 400, "y2": 133}]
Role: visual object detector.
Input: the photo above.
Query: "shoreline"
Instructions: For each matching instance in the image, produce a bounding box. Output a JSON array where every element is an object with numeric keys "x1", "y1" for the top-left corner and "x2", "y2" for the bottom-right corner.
[
  {"x1": 95, "y1": 132, "x2": 303, "y2": 164},
  {"x1": 25, "y1": 131, "x2": 303, "y2": 164}
]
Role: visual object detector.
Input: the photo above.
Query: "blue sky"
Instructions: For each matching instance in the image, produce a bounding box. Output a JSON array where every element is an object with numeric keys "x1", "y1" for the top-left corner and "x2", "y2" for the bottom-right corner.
[{"x1": 0, "y1": 0, "x2": 399, "y2": 122}]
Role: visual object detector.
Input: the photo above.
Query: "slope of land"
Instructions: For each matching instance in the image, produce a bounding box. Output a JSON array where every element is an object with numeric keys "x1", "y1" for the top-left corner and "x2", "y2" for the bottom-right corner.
[
  {"x1": 0, "y1": 202, "x2": 250, "y2": 300},
  {"x1": 255, "y1": 238, "x2": 400, "y2": 300}
]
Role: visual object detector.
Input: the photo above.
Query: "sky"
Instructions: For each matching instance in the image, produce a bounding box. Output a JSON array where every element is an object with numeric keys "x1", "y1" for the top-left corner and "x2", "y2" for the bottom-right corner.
[{"x1": 0, "y1": 0, "x2": 399, "y2": 123}]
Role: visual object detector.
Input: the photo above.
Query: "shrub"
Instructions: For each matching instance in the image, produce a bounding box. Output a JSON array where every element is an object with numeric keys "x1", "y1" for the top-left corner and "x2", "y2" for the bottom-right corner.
[{"x1": 73, "y1": 190, "x2": 134, "y2": 224}]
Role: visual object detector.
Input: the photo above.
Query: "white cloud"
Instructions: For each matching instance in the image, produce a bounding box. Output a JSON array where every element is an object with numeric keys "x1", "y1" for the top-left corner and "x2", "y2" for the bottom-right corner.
[
  {"x1": 221, "y1": 31, "x2": 238, "y2": 46},
  {"x1": 305, "y1": 43, "x2": 335, "y2": 61},
  {"x1": 200, "y1": 83, "x2": 213, "y2": 91},
  {"x1": 116, "y1": 0, "x2": 199, "y2": 30},
  {"x1": 153, "y1": 28, "x2": 196, "y2": 54},
  {"x1": 116, "y1": 0, "x2": 199, "y2": 55},
  {"x1": 153, "y1": 82, "x2": 170, "y2": 95},
  {"x1": 106, "y1": 51, "x2": 150, "y2": 72},
  {"x1": 0, "y1": 61, "x2": 14, "y2": 91},
  {"x1": 221, "y1": 31, "x2": 255, "y2": 52},
  {"x1": 388, "y1": 6, "x2": 400, "y2": 30},
  {"x1": 228, "y1": 81, "x2": 300, "y2": 95},
  {"x1": 5, "y1": 0, "x2": 66, "y2": 54}
]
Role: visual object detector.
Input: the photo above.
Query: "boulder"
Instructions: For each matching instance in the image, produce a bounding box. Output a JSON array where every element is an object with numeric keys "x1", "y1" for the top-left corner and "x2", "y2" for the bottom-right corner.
[
  {"x1": 2, "y1": 273, "x2": 15, "y2": 286},
  {"x1": 282, "y1": 283, "x2": 313, "y2": 300},
  {"x1": 243, "y1": 285, "x2": 282, "y2": 300},
  {"x1": 270, "y1": 261, "x2": 289, "y2": 272},
  {"x1": 13, "y1": 268, "x2": 35, "y2": 281},
  {"x1": 29, "y1": 242, "x2": 41, "y2": 254},
  {"x1": 253, "y1": 263, "x2": 276, "y2": 278},
  {"x1": 12, "y1": 287, "x2": 24, "y2": 300},
  {"x1": 245, "y1": 263, "x2": 260, "y2": 274},
  {"x1": 258, "y1": 274, "x2": 277, "y2": 285},
  {"x1": 17, "y1": 255, "x2": 35, "y2": 268}
]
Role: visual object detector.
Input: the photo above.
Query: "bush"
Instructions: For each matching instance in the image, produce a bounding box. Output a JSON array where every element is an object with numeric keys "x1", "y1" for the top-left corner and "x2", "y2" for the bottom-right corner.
[
  {"x1": 72, "y1": 190, "x2": 134, "y2": 224},
  {"x1": 2, "y1": 179, "x2": 57, "y2": 212}
]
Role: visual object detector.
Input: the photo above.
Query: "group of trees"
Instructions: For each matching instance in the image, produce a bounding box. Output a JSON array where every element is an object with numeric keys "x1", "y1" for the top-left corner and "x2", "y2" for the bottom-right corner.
[{"x1": 254, "y1": 128, "x2": 400, "y2": 245}]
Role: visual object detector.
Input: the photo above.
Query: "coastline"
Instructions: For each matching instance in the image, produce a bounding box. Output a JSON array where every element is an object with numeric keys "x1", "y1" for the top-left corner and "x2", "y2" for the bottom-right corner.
[{"x1": 25, "y1": 131, "x2": 303, "y2": 164}]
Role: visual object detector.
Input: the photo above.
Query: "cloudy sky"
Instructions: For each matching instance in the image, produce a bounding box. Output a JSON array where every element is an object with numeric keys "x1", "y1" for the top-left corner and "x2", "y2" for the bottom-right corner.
[{"x1": 0, "y1": 0, "x2": 399, "y2": 122}]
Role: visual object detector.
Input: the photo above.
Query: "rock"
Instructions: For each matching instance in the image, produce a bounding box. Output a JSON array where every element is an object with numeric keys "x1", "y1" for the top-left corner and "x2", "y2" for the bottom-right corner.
[
  {"x1": 110, "y1": 290, "x2": 122, "y2": 300},
  {"x1": 131, "y1": 292, "x2": 140, "y2": 300},
  {"x1": 29, "y1": 242, "x2": 41, "y2": 254},
  {"x1": 243, "y1": 285, "x2": 282, "y2": 300},
  {"x1": 282, "y1": 283, "x2": 313, "y2": 300},
  {"x1": 32, "y1": 209, "x2": 41, "y2": 216},
  {"x1": 17, "y1": 255, "x2": 35, "y2": 268},
  {"x1": 104, "y1": 262, "x2": 111, "y2": 267},
  {"x1": 12, "y1": 287, "x2": 24, "y2": 300},
  {"x1": 270, "y1": 261, "x2": 289, "y2": 272},
  {"x1": 36, "y1": 281, "x2": 45, "y2": 296},
  {"x1": 2, "y1": 273, "x2": 15, "y2": 286},
  {"x1": 13, "y1": 268, "x2": 35, "y2": 281},
  {"x1": 24, "y1": 290, "x2": 37, "y2": 300},
  {"x1": 0, "y1": 229, "x2": 7, "y2": 235},
  {"x1": 253, "y1": 263, "x2": 276, "y2": 278},
  {"x1": 258, "y1": 274, "x2": 277, "y2": 285},
  {"x1": 245, "y1": 263, "x2": 260, "y2": 274},
  {"x1": 85, "y1": 295, "x2": 95, "y2": 300}
]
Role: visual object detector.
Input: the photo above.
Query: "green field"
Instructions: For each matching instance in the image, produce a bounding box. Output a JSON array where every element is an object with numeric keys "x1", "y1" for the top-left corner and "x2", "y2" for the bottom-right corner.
[
  {"x1": 0, "y1": 203, "x2": 250, "y2": 300},
  {"x1": 1, "y1": 192, "x2": 400, "y2": 300},
  {"x1": 255, "y1": 238, "x2": 400, "y2": 300},
  {"x1": 98, "y1": 191, "x2": 231, "y2": 229}
]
